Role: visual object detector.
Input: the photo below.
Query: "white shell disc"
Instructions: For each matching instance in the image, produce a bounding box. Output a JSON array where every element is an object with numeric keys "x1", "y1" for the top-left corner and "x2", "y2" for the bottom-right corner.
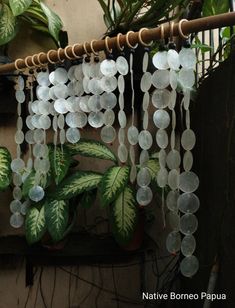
[
  {"x1": 100, "y1": 92, "x2": 117, "y2": 109},
  {"x1": 29, "y1": 185, "x2": 45, "y2": 202},
  {"x1": 88, "y1": 111, "x2": 104, "y2": 128},
  {"x1": 181, "y1": 235, "x2": 196, "y2": 257},
  {"x1": 152, "y1": 51, "x2": 169, "y2": 70},
  {"x1": 88, "y1": 95, "x2": 102, "y2": 112},
  {"x1": 179, "y1": 68, "x2": 195, "y2": 89},
  {"x1": 116, "y1": 56, "x2": 129, "y2": 75},
  {"x1": 179, "y1": 171, "x2": 199, "y2": 193},
  {"x1": 152, "y1": 88, "x2": 170, "y2": 109},
  {"x1": 180, "y1": 213, "x2": 198, "y2": 235},
  {"x1": 166, "y1": 231, "x2": 181, "y2": 254},
  {"x1": 167, "y1": 49, "x2": 180, "y2": 70},
  {"x1": 153, "y1": 109, "x2": 170, "y2": 129},
  {"x1": 180, "y1": 255, "x2": 199, "y2": 277},
  {"x1": 100, "y1": 59, "x2": 117, "y2": 77},
  {"x1": 66, "y1": 127, "x2": 80, "y2": 143},
  {"x1": 140, "y1": 72, "x2": 152, "y2": 92},
  {"x1": 152, "y1": 70, "x2": 170, "y2": 89},
  {"x1": 127, "y1": 126, "x2": 139, "y2": 145},
  {"x1": 118, "y1": 144, "x2": 128, "y2": 163},
  {"x1": 138, "y1": 130, "x2": 153, "y2": 150},
  {"x1": 100, "y1": 76, "x2": 117, "y2": 93},
  {"x1": 54, "y1": 67, "x2": 68, "y2": 84},
  {"x1": 10, "y1": 213, "x2": 24, "y2": 228},
  {"x1": 54, "y1": 98, "x2": 68, "y2": 114},
  {"x1": 178, "y1": 192, "x2": 200, "y2": 214},
  {"x1": 100, "y1": 125, "x2": 116, "y2": 143},
  {"x1": 179, "y1": 48, "x2": 196, "y2": 69},
  {"x1": 136, "y1": 186, "x2": 153, "y2": 206}
]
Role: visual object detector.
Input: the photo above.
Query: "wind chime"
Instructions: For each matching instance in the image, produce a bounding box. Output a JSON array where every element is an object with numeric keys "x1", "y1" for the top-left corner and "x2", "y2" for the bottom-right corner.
[{"x1": 10, "y1": 19, "x2": 199, "y2": 277}]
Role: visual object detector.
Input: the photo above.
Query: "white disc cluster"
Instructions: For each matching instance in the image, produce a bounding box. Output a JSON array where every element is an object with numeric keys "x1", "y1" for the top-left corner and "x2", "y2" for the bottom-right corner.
[{"x1": 152, "y1": 46, "x2": 199, "y2": 277}]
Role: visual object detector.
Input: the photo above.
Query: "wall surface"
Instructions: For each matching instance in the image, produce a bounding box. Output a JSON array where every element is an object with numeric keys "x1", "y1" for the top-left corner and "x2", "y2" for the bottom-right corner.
[{"x1": 0, "y1": 1, "x2": 168, "y2": 307}]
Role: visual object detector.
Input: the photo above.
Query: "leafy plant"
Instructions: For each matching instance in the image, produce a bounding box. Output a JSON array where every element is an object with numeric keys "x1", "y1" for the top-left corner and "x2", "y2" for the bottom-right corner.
[
  {"x1": 24, "y1": 139, "x2": 160, "y2": 246},
  {"x1": 0, "y1": 147, "x2": 12, "y2": 190},
  {"x1": 202, "y1": 0, "x2": 229, "y2": 17},
  {"x1": 0, "y1": 0, "x2": 65, "y2": 48},
  {"x1": 98, "y1": 0, "x2": 191, "y2": 36}
]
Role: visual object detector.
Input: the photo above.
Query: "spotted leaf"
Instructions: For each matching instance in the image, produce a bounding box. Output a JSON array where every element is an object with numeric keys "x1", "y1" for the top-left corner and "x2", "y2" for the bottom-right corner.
[
  {"x1": 110, "y1": 186, "x2": 138, "y2": 245},
  {"x1": 49, "y1": 146, "x2": 71, "y2": 185},
  {"x1": 0, "y1": 147, "x2": 11, "y2": 190},
  {"x1": 100, "y1": 166, "x2": 130, "y2": 207},
  {"x1": 9, "y1": 0, "x2": 32, "y2": 16},
  {"x1": 0, "y1": 4, "x2": 18, "y2": 46},
  {"x1": 25, "y1": 206, "x2": 46, "y2": 244}
]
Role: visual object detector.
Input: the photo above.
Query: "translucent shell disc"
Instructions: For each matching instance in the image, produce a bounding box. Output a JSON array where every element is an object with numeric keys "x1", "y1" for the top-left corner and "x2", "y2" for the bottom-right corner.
[
  {"x1": 168, "y1": 211, "x2": 180, "y2": 231},
  {"x1": 183, "y1": 150, "x2": 193, "y2": 171},
  {"x1": 169, "y1": 69, "x2": 178, "y2": 90},
  {"x1": 36, "y1": 86, "x2": 50, "y2": 101},
  {"x1": 100, "y1": 125, "x2": 116, "y2": 143},
  {"x1": 167, "y1": 49, "x2": 180, "y2": 70},
  {"x1": 79, "y1": 96, "x2": 91, "y2": 113},
  {"x1": 178, "y1": 192, "x2": 200, "y2": 214},
  {"x1": 181, "y1": 235, "x2": 196, "y2": 257},
  {"x1": 179, "y1": 69, "x2": 195, "y2": 89},
  {"x1": 116, "y1": 56, "x2": 129, "y2": 75},
  {"x1": 136, "y1": 186, "x2": 153, "y2": 206},
  {"x1": 181, "y1": 129, "x2": 196, "y2": 150},
  {"x1": 140, "y1": 72, "x2": 152, "y2": 92},
  {"x1": 156, "y1": 129, "x2": 168, "y2": 149},
  {"x1": 29, "y1": 185, "x2": 45, "y2": 202},
  {"x1": 21, "y1": 200, "x2": 31, "y2": 216},
  {"x1": 179, "y1": 48, "x2": 196, "y2": 69},
  {"x1": 88, "y1": 78, "x2": 103, "y2": 95},
  {"x1": 152, "y1": 70, "x2": 170, "y2": 89},
  {"x1": 139, "y1": 150, "x2": 149, "y2": 166},
  {"x1": 88, "y1": 95, "x2": 102, "y2": 112},
  {"x1": 88, "y1": 112, "x2": 104, "y2": 128},
  {"x1": 100, "y1": 59, "x2": 117, "y2": 76},
  {"x1": 180, "y1": 255, "x2": 199, "y2": 277},
  {"x1": 11, "y1": 158, "x2": 25, "y2": 173},
  {"x1": 100, "y1": 76, "x2": 117, "y2": 92},
  {"x1": 118, "y1": 110, "x2": 127, "y2": 128},
  {"x1": 100, "y1": 92, "x2": 117, "y2": 110},
  {"x1": 168, "y1": 169, "x2": 179, "y2": 190},
  {"x1": 166, "y1": 231, "x2": 181, "y2": 254},
  {"x1": 54, "y1": 84, "x2": 68, "y2": 99},
  {"x1": 143, "y1": 92, "x2": 150, "y2": 110},
  {"x1": 137, "y1": 167, "x2": 151, "y2": 187},
  {"x1": 66, "y1": 112, "x2": 87, "y2": 128},
  {"x1": 166, "y1": 190, "x2": 179, "y2": 211},
  {"x1": 16, "y1": 90, "x2": 25, "y2": 103},
  {"x1": 118, "y1": 144, "x2": 128, "y2": 163},
  {"x1": 104, "y1": 109, "x2": 115, "y2": 126},
  {"x1": 180, "y1": 213, "x2": 198, "y2": 235},
  {"x1": 54, "y1": 67, "x2": 68, "y2": 84},
  {"x1": 138, "y1": 130, "x2": 153, "y2": 150},
  {"x1": 10, "y1": 213, "x2": 24, "y2": 228},
  {"x1": 54, "y1": 98, "x2": 68, "y2": 114},
  {"x1": 118, "y1": 75, "x2": 125, "y2": 93},
  {"x1": 166, "y1": 149, "x2": 181, "y2": 169},
  {"x1": 152, "y1": 89, "x2": 170, "y2": 109},
  {"x1": 67, "y1": 65, "x2": 76, "y2": 81},
  {"x1": 179, "y1": 171, "x2": 199, "y2": 193},
  {"x1": 66, "y1": 127, "x2": 80, "y2": 143},
  {"x1": 10, "y1": 200, "x2": 22, "y2": 213},
  {"x1": 152, "y1": 51, "x2": 169, "y2": 70},
  {"x1": 153, "y1": 110, "x2": 170, "y2": 129},
  {"x1": 15, "y1": 130, "x2": 24, "y2": 144},
  {"x1": 118, "y1": 128, "x2": 125, "y2": 144},
  {"x1": 38, "y1": 100, "x2": 50, "y2": 115},
  {"x1": 157, "y1": 167, "x2": 168, "y2": 188},
  {"x1": 127, "y1": 126, "x2": 139, "y2": 145},
  {"x1": 37, "y1": 71, "x2": 50, "y2": 86}
]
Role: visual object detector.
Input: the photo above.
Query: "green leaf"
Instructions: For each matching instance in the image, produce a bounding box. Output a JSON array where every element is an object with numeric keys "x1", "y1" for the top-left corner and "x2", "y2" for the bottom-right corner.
[
  {"x1": 22, "y1": 171, "x2": 49, "y2": 198},
  {"x1": 40, "y1": 2, "x2": 63, "y2": 43},
  {"x1": 202, "y1": 0, "x2": 229, "y2": 16},
  {"x1": 25, "y1": 206, "x2": 46, "y2": 244},
  {"x1": 49, "y1": 146, "x2": 71, "y2": 185},
  {"x1": 54, "y1": 171, "x2": 102, "y2": 200},
  {"x1": 0, "y1": 4, "x2": 18, "y2": 46},
  {"x1": 0, "y1": 147, "x2": 11, "y2": 190},
  {"x1": 80, "y1": 190, "x2": 97, "y2": 209},
  {"x1": 45, "y1": 199, "x2": 68, "y2": 242},
  {"x1": 192, "y1": 36, "x2": 213, "y2": 54},
  {"x1": 146, "y1": 159, "x2": 160, "y2": 183},
  {"x1": 66, "y1": 139, "x2": 117, "y2": 163},
  {"x1": 110, "y1": 186, "x2": 138, "y2": 245},
  {"x1": 100, "y1": 166, "x2": 130, "y2": 207},
  {"x1": 9, "y1": 0, "x2": 32, "y2": 16}
]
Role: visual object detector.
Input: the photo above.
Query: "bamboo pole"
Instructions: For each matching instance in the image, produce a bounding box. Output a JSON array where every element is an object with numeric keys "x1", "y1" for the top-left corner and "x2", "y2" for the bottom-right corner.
[{"x1": 1, "y1": 12, "x2": 235, "y2": 74}]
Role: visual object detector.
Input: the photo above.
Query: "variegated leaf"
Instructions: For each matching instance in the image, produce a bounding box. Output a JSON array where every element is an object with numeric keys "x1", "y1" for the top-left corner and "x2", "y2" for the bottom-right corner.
[
  {"x1": 49, "y1": 146, "x2": 71, "y2": 185},
  {"x1": 80, "y1": 190, "x2": 97, "y2": 209},
  {"x1": 146, "y1": 159, "x2": 160, "y2": 183},
  {"x1": 54, "y1": 171, "x2": 102, "y2": 200},
  {"x1": 9, "y1": 0, "x2": 32, "y2": 16},
  {"x1": 0, "y1": 147, "x2": 11, "y2": 190},
  {"x1": 45, "y1": 199, "x2": 68, "y2": 242},
  {"x1": 25, "y1": 206, "x2": 46, "y2": 244},
  {"x1": 110, "y1": 186, "x2": 138, "y2": 245},
  {"x1": 40, "y1": 2, "x2": 63, "y2": 43},
  {"x1": 100, "y1": 166, "x2": 130, "y2": 207},
  {"x1": 66, "y1": 139, "x2": 117, "y2": 163},
  {"x1": 22, "y1": 170, "x2": 49, "y2": 198},
  {"x1": 0, "y1": 4, "x2": 18, "y2": 46}
]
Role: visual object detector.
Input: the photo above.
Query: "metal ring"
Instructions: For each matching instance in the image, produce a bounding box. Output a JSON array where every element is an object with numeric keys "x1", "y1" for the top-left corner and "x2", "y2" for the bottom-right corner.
[
  {"x1": 64, "y1": 45, "x2": 74, "y2": 60},
  {"x1": 170, "y1": 21, "x2": 175, "y2": 42},
  {"x1": 126, "y1": 31, "x2": 138, "y2": 49},
  {"x1": 47, "y1": 50, "x2": 57, "y2": 64},
  {"x1": 37, "y1": 52, "x2": 47, "y2": 66},
  {"x1": 90, "y1": 40, "x2": 99, "y2": 56},
  {"x1": 57, "y1": 47, "x2": 65, "y2": 62},
  {"x1": 105, "y1": 36, "x2": 112, "y2": 54},
  {"x1": 83, "y1": 41, "x2": 91, "y2": 57},
  {"x1": 71, "y1": 44, "x2": 81, "y2": 58},
  {"x1": 138, "y1": 28, "x2": 152, "y2": 46},
  {"x1": 14, "y1": 58, "x2": 24, "y2": 71},
  {"x1": 25, "y1": 56, "x2": 34, "y2": 69},
  {"x1": 116, "y1": 33, "x2": 124, "y2": 51},
  {"x1": 160, "y1": 24, "x2": 165, "y2": 40},
  {"x1": 178, "y1": 19, "x2": 189, "y2": 39}
]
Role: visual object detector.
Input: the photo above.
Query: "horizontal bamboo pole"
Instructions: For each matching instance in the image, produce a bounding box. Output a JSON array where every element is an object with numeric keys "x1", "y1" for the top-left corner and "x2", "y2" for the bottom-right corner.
[{"x1": 1, "y1": 12, "x2": 235, "y2": 74}]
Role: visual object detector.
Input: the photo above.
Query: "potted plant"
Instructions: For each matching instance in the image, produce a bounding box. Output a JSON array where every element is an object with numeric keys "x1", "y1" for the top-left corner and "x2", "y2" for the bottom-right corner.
[{"x1": 24, "y1": 139, "x2": 159, "y2": 249}]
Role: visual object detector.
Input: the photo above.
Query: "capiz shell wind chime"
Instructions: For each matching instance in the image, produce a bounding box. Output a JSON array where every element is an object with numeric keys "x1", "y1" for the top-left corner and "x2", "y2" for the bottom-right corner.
[{"x1": 10, "y1": 20, "x2": 199, "y2": 277}]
